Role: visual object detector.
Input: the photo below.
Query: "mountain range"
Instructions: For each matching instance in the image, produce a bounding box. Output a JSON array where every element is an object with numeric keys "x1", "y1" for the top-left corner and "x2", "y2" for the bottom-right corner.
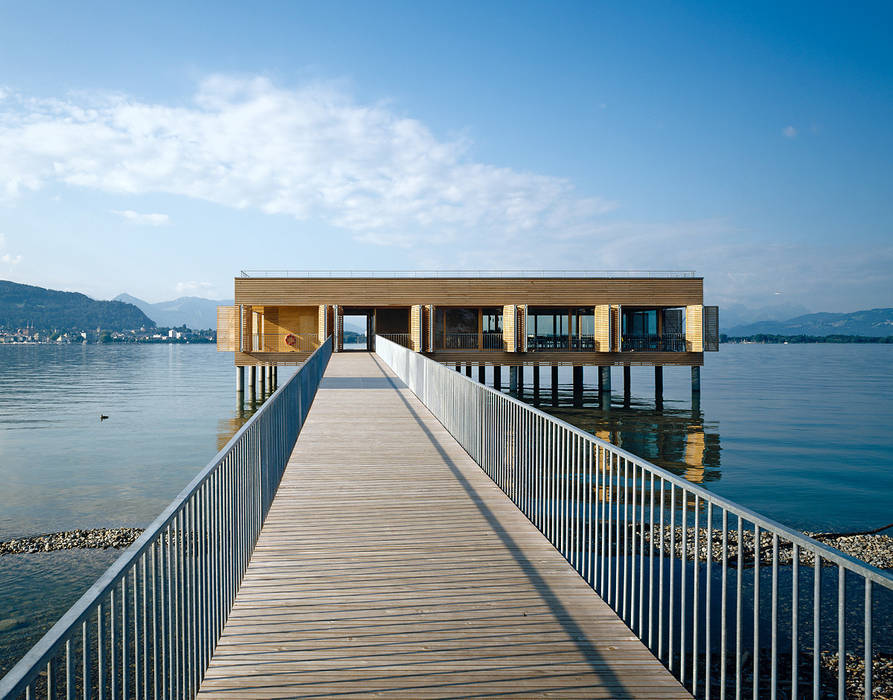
[
  {"x1": 114, "y1": 293, "x2": 233, "y2": 330},
  {"x1": 1, "y1": 281, "x2": 154, "y2": 331},
  {"x1": 725, "y1": 308, "x2": 893, "y2": 337}
]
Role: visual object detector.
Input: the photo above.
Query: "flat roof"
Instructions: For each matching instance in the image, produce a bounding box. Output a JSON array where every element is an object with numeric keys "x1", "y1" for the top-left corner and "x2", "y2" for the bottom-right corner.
[{"x1": 240, "y1": 269, "x2": 698, "y2": 279}]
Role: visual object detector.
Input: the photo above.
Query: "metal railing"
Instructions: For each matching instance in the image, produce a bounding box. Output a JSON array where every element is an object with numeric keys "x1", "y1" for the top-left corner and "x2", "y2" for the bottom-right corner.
[
  {"x1": 375, "y1": 335, "x2": 893, "y2": 699},
  {"x1": 377, "y1": 333, "x2": 412, "y2": 349},
  {"x1": 527, "y1": 334, "x2": 596, "y2": 351},
  {"x1": 622, "y1": 334, "x2": 687, "y2": 352},
  {"x1": 436, "y1": 332, "x2": 503, "y2": 350},
  {"x1": 247, "y1": 332, "x2": 320, "y2": 353},
  {"x1": 0, "y1": 338, "x2": 333, "y2": 700},
  {"x1": 241, "y1": 269, "x2": 698, "y2": 279}
]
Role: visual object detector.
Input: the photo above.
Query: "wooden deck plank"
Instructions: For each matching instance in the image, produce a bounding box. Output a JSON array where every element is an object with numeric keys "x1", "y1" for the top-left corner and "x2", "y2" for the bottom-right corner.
[{"x1": 198, "y1": 353, "x2": 689, "y2": 699}]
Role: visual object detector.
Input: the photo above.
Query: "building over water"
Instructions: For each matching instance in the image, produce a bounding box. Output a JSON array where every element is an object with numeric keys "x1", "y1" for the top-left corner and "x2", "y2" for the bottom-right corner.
[{"x1": 217, "y1": 270, "x2": 718, "y2": 393}]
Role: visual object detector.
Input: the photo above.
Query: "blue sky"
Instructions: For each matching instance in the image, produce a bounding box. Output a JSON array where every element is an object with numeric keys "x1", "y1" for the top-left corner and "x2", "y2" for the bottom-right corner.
[{"x1": 0, "y1": 1, "x2": 890, "y2": 318}]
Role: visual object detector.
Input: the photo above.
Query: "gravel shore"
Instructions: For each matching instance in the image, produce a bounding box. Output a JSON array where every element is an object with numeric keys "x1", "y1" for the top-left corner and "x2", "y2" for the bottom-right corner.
[
  {"x1": 631, "y1": 524, "x2": 893, "y2": 569},
  {"x1": 0, "y1": 528, "x2": 144, "y2": 555}
]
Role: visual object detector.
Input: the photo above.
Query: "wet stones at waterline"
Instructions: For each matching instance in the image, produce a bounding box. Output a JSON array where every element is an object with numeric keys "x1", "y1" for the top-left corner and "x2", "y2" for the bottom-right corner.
[{"x1": 0, "y1": 528, "x2": 144, "y2": 555}]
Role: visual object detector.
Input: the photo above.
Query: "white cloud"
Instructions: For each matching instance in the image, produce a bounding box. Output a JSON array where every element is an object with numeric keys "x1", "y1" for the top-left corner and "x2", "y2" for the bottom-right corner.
[
  {"x1": 176, "y1": 281, "x2": 214, "y2": 295},
  {"x1": 0, "y1": 76, "x2": 615, "y2": 245},
  {"x1": 0, "y1": 233, "x2": 22, "y2": 265},
  {"x1": 783, "y1": 125, "x2": 798, "y2": 139},
  {"x1": 110, "y1": 209, "x2": 170, "y2": 226}
]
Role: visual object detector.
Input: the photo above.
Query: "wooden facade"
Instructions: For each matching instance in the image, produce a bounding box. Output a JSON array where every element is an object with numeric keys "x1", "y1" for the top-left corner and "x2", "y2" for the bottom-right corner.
[{"x1": 219, "y1": 274, "x2": 717, "y2": 367}]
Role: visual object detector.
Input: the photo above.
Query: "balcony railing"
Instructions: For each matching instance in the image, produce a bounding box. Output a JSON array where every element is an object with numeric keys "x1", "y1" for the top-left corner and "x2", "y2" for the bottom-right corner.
[
  {"x1": 622, "y1": 334, "x2": 686, "y2": 352},
  {"x1": 527, "y1": 334, "x2": 596, "y2": 351},
  {"x1": 248, "y1": 333, "x2": 320, "y2": 353},
  {"x1": 437, "y1": 332, "x2": 503, "y2": 351}
]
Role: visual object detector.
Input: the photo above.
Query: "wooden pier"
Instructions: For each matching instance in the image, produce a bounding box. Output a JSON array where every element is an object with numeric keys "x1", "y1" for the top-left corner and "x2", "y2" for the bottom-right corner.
[{"x1": 198, "y1": 353, "x2": 690, "y2": 698}]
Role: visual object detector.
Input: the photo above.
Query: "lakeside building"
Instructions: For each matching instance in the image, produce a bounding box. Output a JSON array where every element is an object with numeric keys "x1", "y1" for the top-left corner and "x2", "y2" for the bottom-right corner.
[{"x1": 217, "y1": 271, "x2": 719, "y2": 395}]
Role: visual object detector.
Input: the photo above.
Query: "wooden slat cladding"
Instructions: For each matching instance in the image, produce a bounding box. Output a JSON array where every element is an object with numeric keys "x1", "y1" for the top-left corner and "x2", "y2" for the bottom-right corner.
[
  {"x1": 234, "y1": 276, "x2": 703, "y2": 307},
  {"x1": 704, "y1": 305, "x2": 720, "y2": 351},
  {"x1": 424, "y1": 304, "x2": 435, "y2": 352},
  {"x1": 410, "y1": 305, "x2": 422, "y2": 351},
  {"x1": 594, "y1": 304, "x2": 611, "y2": 352},
  {"x1": 502, "y1": 304, "x2": 517, "y2": 352},
  {"x1": 317, "y1": 304, "x2": 328, "y2": 338},
  {"x1": 517, "y1": 305, "x2": 527, "y2": 352},
  {"x1": 686, "y1": 305, "x2": 703, "y2": 352},
  {"x1": 216, "y1": 306, "x2": 238, "y2": 351},
  {"x1": 611, "y1": 304, "x2": 621, "y2": 350}
]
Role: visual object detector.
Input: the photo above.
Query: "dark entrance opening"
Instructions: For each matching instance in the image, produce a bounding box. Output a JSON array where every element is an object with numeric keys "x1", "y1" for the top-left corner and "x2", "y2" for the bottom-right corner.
[
  {"x1": 341, "y1": 308, "x2": 374, "y2": 351},
  {"x1": 375, "y1": 307, "x2": 411, "y2": 348}
]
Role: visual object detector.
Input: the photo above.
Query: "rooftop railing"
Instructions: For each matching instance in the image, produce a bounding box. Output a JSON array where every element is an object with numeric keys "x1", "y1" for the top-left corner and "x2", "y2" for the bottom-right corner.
[
  {"x1": 240, "y1": 269, "x2": 698, "y2": 279},
  {"x1": 0, "y1": 338, "x2": 333, "y2": 700},
  {"x1": 375, "y1": 335, "x2": 893, "y2": 699}
]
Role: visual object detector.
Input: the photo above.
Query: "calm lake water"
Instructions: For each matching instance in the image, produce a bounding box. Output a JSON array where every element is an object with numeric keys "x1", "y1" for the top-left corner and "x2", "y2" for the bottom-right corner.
[{"x1": 1, "y1": 342, "x2": 892, "y2": 674}]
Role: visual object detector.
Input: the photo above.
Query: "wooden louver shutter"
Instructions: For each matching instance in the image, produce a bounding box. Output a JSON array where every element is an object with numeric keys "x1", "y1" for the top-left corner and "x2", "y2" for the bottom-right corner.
[{"x1": 216, "y1": 306, "x2": 238, "y2": 351}]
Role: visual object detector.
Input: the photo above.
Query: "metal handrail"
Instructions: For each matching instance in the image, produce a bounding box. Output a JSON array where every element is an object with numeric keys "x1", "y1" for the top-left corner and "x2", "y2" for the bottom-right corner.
[
  {"x1": 240, "y1": 269, "x2": 699, "y2": 279},
  {"x1": 375, "y1": 335, "x2": 892, "y2": 699},
  {"x1": 0, "y1": 338, "x2": 333, "y2": 699},
  {"x1": 436, "y1": 332, "x2": 503, "y2": 351}
]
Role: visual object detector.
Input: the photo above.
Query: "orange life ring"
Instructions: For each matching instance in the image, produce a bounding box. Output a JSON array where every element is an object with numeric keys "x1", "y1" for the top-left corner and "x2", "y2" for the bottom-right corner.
[{"x1": 285, "y1": 334, "x2": 297, "y2": 347}]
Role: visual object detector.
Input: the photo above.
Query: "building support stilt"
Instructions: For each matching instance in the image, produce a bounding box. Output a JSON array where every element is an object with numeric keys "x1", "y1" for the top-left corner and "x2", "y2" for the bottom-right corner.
[
  {"x1": 259, "y1": 365, "x2": 266, "y2": 393},
  {"x1": 517, "y1": 365, "x2": 524, "y2": 398},
  {"x1": 455, "y1": 363, "x2": 461, "y2": 372},
  {"x1": 465, "y1": 364, "x2": 472, "y2": 378},
  {"x1": 655, "y1": 366, "x2": 664, "y2": 409},
  {"x1": 551, "y1": 365, "x2": 559, "y2": 406},
  {"x1": 249, "y1": 365, "x2": 257, "y2": 390},
  {"x1": 236, "y1": 366, "x2": 245, "y2": 392},
  {"x1": 573, "y1": 366, "x2": 583, "y2": 407},
  {"x1": 509, "y1": 366, "x2": 518, "y2": 393},
  {"x1": 623, "y1": 365, "x2": 631, "y2": 408},
  {"x1": 494, "y1": 366, "x2": 502, "y2": 391},
  {"x1": 532, "y1": 365, "x2": 540, "y2": 406},
  {"x1": 598, "y1": 366, "x2": 612, "y2": 393},
  {"x1": 478, "y1": 365, "x2": 485, "y2": 384}
]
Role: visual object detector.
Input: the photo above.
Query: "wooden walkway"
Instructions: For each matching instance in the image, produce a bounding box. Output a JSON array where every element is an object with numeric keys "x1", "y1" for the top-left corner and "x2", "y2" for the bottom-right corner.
[{"x1": 198, "y1": 353, "x2": 690, "y2": 698}]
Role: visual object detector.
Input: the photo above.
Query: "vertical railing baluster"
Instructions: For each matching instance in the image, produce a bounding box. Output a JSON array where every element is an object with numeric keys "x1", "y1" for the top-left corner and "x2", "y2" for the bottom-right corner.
[
  {"x1": 838, "y1": 564, "x2": 845, "y2": 699},
  {"x1": 65, "y1": 638, "x2": 73, "y2": 700},
  {"x1": 771, "y1": 533, "x2": 778, "y2": 700},
  {"x1": 681, "y1": 489, "x2": 687, "y2": 686},
  {"x1": 865, "y1": 579, "x2": 872, "y2": 699},
  {"x1": 83, "y1": 618, "x2": 91, "y2": 700},
  {"x1": 721, "y1": 508, "x2": 728, "y2": 700},
  {"x1": 736, "y1": 517, "x2": 743, "y2": 700},
  {"x1": 705, "y1": 501, "x2": 712, "y2": 700},
  {"x1": 693, "y1": 494, "x2": 699, "y2": 693},
  {"x1": 792, "y1": 543, "x2": 799, "y2": 700},
  {"x1": 669, "y1": 484, "x2": 675, "y2": 672},
  {"x1": 754, "y1": 524, "x2": 761, "y2": 700},
  {"x1": 658, "y1": 476, "x2": 665, "y2": 662}
]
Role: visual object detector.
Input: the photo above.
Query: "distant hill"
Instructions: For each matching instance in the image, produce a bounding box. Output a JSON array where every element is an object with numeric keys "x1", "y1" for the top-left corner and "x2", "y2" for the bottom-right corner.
[
  {"x1": 726, "y1": 308, "x2": 893, "y2": 337},
  {"x1": 115, "y1": 293, "x2": 233, "y2": 330},
  {"x1": 0, "y1": 281, "x2": 155, "y2": 331}
]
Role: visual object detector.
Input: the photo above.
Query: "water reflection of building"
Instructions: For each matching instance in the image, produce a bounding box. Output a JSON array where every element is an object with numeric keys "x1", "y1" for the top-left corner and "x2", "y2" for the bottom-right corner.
[{"x1": 552, "y1": 405, "x2": 721, "y2": 486}]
